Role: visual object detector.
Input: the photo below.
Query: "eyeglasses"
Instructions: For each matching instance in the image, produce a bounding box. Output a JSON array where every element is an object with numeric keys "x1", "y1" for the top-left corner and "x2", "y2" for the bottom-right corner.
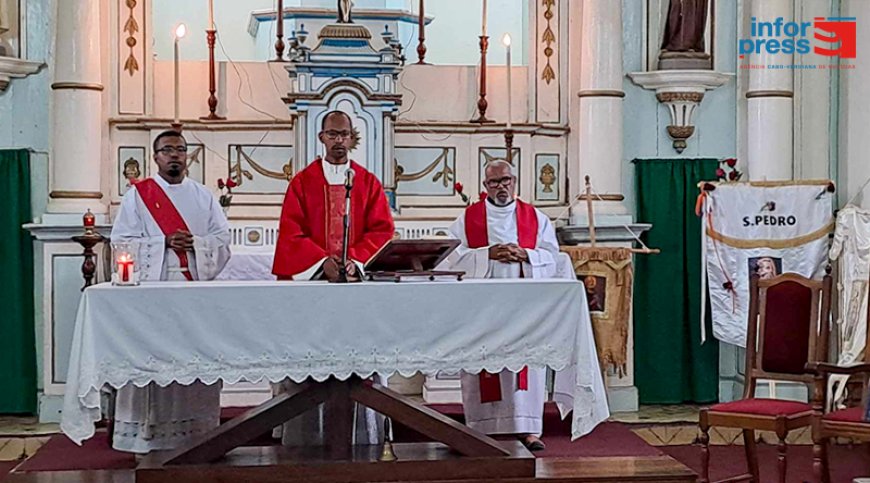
[
  {"x1": 323, "y1": 130, "x2": 352, "y2": 140},
  {"x1": 484, "y1": 176, "x2": 514, "y2": 189},
  {"x1": 156, "y1": 146, "x2": 188, "y2": 154}
]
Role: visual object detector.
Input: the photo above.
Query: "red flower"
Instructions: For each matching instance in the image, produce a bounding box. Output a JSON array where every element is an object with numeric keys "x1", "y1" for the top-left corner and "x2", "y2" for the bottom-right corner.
[
  {"x1": 217, "y1": 178, "x2": 225, "y2": 189},
  {"x1": 225, "y1": 178, "x2": 238, "y2": 189},
  {"x1": 728, "y1": 170, "x2": 738, "y2": 181},
  {"x1": 725, "y1": 158, "x2": 737, "y2": 167},
  {"x1": 716, "y1": 168, "x2": 726, "y2": 178},
  {"x1": 454, "y1": 182, "x2": 464, "y2": 193}
]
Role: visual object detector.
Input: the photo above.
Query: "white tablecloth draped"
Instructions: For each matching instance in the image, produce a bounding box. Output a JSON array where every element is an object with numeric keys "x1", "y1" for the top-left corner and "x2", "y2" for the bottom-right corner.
[{"x1": 61, "y1": 279, "x2": 608, "y2": 444}]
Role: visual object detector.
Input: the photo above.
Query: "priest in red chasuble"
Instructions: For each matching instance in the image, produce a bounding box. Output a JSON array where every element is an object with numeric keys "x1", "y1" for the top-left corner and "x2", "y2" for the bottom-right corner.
[
  {"x1": 272, "y1": 110, "x2": 394, "y2": 281},
  {"x1": 443, "y1": 160, "x2": 561, "y2": 452}
]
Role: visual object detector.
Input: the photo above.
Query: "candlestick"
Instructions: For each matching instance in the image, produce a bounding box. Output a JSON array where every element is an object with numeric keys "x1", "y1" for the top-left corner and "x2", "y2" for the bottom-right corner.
[
  {"x1": 273, "y1": 0, "x2": 285, "y2": 61},
  {"x1": 72, "y1": 220, "x2": 106, "y2": 291},
  {"x1": 201, "y1": 28, "x2": 226, "y2": 120},
  {"x1": 173, "y1": 24, "x2": 187, "y2": 126},
  {"x1": 503, "y1": 33, "x2": 512, "y2": 131},
  {"x1": 470, "y1": 35, "x2": 493, "y2": 123},
  {"x1": 416, "y1": 0, "x2": 427, "y2": 64}
]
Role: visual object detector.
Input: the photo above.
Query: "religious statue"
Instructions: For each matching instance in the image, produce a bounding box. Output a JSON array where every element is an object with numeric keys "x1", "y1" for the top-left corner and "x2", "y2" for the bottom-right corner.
[
  {"x1": 337, "y1": 0, "x2": 353, "y2": 24},
  {"x1": 659, "y1": 0, "x2": 711, "y2": 69}
]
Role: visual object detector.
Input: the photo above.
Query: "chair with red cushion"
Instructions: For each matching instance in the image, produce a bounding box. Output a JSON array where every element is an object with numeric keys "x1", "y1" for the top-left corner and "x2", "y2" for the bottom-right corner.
[
  {"x1": 808, "y1": 273, "x2": 870, "y2": 483},
  {"x1": 699, "y1": 271, "x2": 833, "y2": 483}
]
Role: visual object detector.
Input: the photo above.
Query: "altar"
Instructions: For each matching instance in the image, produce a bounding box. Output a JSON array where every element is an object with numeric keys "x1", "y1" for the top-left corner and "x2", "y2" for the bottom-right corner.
[{"x1": 61, "y1": 279, "x2": 609, "y2": 447}]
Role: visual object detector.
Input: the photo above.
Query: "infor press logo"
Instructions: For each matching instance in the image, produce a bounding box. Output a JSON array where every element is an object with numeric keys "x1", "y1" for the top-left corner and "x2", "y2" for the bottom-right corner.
[{"x1": 739, "y1": 16, "x2": 857, "y2": 66}]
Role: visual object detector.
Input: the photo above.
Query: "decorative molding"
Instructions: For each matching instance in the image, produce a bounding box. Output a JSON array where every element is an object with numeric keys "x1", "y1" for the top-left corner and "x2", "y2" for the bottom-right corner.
[
  {"x1": 248, "y1": 7, "x2": 433, "y2": 37},
  {"x1": 0, "y1": 56, "x2": 43, "y2": 91},
  {"x1": 577, "y1": 89, "x2": 626, "y2": 98},
  {"x1": 50, "y1": 82, "x2": 104, "y2": 91},
  {"x1": 745, "y1": 90, "x2": 794, "y2": 99},
  {"x1": 395, "y1": 147, "x2": 457, "y2": 197},
  {"x1": 49, "y1": 191, "x2": 104, "y2": 199},
  {"x1": 540, "y1": 0, "x2": 556, "y2": 85},
  {"x1": 395, "y1": 122, "x2": 570, "y2": 137},
  {"x1": 122, "y1": 0, "x2": 139, "y2": 76},
  {"x1": 318, "y1": 24, "x2": 371, "y2": 40},
  {"x1": 656, "y1": 92, "x2": 704, "y2": 103},
  {"x1": 110, "y1": 119, "x2": 294, "y2": 131},
  {"x1": 628, "y1": 70, "x2": 732, "y2": 153}
]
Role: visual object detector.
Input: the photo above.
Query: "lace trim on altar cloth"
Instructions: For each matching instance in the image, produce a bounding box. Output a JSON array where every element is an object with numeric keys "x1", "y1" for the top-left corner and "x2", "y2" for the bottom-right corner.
[{"x1": 63, "y1": 344, "x2": 604, "y2": 445}]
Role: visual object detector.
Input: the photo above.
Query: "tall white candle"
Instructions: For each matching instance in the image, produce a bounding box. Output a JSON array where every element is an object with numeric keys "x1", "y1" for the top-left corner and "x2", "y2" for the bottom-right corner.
[
  {"x1": 503, "y1": 33, "x2": 512, "y2": 130},
  {"x1": 174, "y1": 24, "x2": 187, "y2": 124},
  {"x1": 208, "y1": 0, "x2": 215, "y2": 30},
  {"x1": 482, "y1": 0, "x2": 487, "y2": 36}
]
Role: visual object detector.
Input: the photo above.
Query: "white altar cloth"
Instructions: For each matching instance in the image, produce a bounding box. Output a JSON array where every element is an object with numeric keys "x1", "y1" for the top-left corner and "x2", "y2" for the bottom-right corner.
[{"x1": 61, "y1": 279, "x2": 608, "y2": 444}]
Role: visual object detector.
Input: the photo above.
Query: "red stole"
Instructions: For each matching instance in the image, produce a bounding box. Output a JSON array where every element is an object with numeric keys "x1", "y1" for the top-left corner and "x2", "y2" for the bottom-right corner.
[
  {"x1": 135, "y1": 178, "x2": 194, "y2": 281},
  {"x1": 464, "y1": 199, "x2": 538, "y2": 403}
]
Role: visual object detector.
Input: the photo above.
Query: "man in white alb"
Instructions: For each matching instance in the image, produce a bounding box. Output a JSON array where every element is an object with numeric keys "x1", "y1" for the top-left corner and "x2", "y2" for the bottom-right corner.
[
  {"x1": 442, "y1": 160, "x2": 561, "y2": 451},
  {"x1": 110, "y1": 130, "x2": 231, "y2": 453}
]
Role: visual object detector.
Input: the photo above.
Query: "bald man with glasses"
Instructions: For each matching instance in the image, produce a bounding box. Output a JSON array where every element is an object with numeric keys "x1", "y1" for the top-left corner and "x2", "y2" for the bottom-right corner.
[{"x1": 442, "y1": 160, "x2": 562, "y2": 452}]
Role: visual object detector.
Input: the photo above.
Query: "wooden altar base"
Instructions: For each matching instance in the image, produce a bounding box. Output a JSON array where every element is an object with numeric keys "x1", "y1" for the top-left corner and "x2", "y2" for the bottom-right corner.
[
  {"x1": 6, "y1": 455, "x2": 696, "y2": 483},
  {"x1": 136, "y1": 441, "x2": 535, "y2": 483}
]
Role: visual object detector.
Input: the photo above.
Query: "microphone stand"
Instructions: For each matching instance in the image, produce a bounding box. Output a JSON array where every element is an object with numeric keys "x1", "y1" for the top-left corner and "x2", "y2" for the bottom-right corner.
[{"x1": 337, "y1": 170, "x2": 353, "y2": 283}]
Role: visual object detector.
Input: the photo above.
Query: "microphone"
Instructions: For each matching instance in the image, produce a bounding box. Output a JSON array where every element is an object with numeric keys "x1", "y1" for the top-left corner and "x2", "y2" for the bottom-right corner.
[{"x1": 344, "y1": 168, "x2": 355, "y2": 190}]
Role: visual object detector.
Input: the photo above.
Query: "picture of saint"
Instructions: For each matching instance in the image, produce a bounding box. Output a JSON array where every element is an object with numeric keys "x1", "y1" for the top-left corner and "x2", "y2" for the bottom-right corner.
[
  {"x1": 748, "y1": 256, "x2": 782, "y2": 281},
  {"x1": 581, "y1": 274, "x2": 607, "y2": 314},
  {"x1": 123, "y1": 157, "x2": 142, "y2": 188}
]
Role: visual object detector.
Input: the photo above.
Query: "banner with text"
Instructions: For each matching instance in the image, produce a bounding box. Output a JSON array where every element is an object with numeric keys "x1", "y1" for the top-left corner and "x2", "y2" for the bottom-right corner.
[{"x1": 700, "y1": 182, "x2": 834, "y2": 347}]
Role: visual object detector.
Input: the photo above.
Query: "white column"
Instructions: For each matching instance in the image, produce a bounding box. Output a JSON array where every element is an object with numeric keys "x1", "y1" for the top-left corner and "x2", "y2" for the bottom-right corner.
[
  {"x1": 47, "y1": 0, "x2": 105, "y2": 214},
  {"x1": 746, "y1": 0, "x2": 794, "y2": 181},
  {"x1": 841, "y1": 0, "x2": 870, "y2": 206},
  {"x1": 577, "y1": 0, "x2": 625, "y2": 214}
]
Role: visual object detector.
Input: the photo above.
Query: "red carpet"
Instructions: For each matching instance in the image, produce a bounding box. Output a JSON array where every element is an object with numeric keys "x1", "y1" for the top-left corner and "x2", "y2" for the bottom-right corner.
[
  {"x1": 4, "y1": 404, "x2": 869, "y2": 483},
  {"x1": 0, "y1": 461, "x2": 20, "y2": 482},
  {"x1": 663, "y1": 443, "x2": 870, "y2": 483}
]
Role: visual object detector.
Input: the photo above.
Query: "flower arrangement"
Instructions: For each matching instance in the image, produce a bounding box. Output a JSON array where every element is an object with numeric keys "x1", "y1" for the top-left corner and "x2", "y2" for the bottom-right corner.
[
  {"x1": 217, "y1": 177, "x2": 238, "y2": 210},
  {"x1": 716, "y1": 158, "x2": 743, "y2": 182}
]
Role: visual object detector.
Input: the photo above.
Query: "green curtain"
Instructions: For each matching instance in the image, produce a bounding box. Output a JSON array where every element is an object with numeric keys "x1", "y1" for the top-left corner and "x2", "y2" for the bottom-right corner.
[
  {"x1": 634, "y1": 158, "x2": 719, "y2": 404},
  {"x1": 0, "y1": 149, "x2": 36, "y2": 413}
]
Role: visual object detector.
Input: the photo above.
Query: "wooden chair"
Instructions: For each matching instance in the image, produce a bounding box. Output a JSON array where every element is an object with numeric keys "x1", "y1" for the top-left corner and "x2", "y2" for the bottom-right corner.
[
  {"x1": 699, "y1": 271, "x2": 833, "y2": 483},
  {"x1": 809, "y1": 274, "x2": 870, "y2": 483}
]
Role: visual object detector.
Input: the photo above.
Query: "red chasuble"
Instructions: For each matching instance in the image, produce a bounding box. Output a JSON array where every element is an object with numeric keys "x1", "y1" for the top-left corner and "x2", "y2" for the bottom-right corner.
[
  {"x1": 464, "y1": 199, "x2": 539, "y2": 403},
  {"x1": 272, "y1": 158, "x2": 395, "y2": 278},
  {"x1": 135, "y1": 178, "x2": 194, "y2": 281}
]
